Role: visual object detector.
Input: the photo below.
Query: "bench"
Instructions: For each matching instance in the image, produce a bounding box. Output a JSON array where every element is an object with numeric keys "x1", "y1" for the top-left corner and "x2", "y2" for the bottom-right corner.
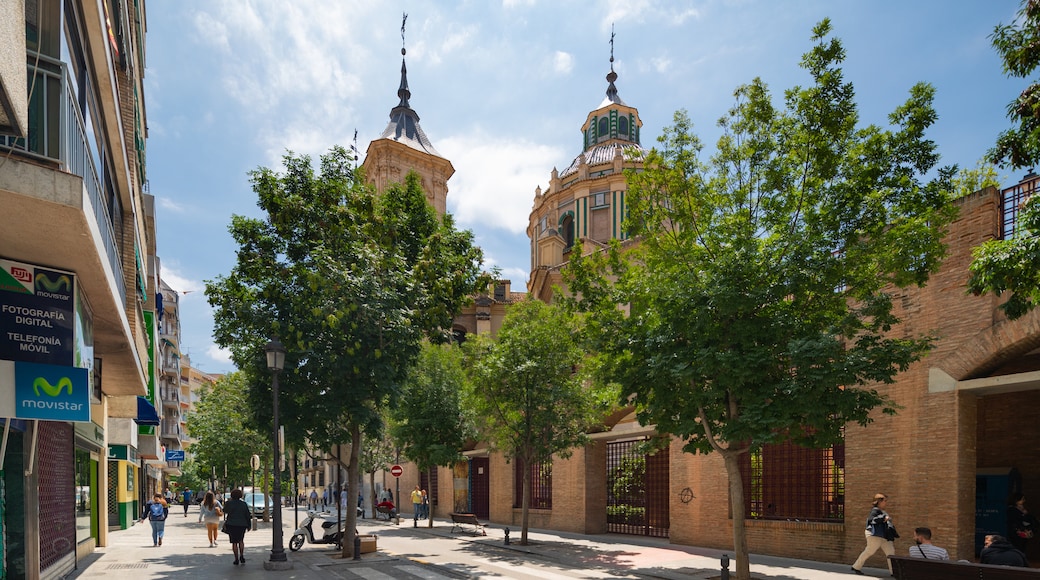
[
  {"x1": 890, "y1": 555, "x2": 1040, "y2": 579},
  {"x1": 450, "y1": 513, "x2": 487, "y2": 536},
  {"x1": 374, "y1": 504, "x2": 398, "y2": 522}
]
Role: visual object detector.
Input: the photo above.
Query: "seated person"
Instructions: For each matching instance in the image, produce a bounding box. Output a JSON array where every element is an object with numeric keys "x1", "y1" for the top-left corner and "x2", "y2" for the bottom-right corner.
[
  {"x1": 376, "y1": 500, "x2": 396, "y2": 517},
  {"x1": 980, "y1": 534, "x2": 1029, "y2": 567},
  {"x1": 909, "y1": 527, "x2": 949, "y2": 560}
]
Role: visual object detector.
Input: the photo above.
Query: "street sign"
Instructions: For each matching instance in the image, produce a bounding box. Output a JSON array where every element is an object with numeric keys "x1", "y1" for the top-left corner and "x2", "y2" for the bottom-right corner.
[
  {"x1": 390, "y1": 464, "x2": 403, "y2": 477},
  {"x1": 251, "y1": 454, "x2": 261, "y2": 470},
  {"x1": 165, "y1": 450, "x2": 185, "y2": 461}
]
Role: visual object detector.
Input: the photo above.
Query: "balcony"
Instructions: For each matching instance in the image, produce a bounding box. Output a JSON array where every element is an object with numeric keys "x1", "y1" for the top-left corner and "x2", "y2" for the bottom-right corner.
[{"x1": 0, "y1": 54, "x2": 144, "y2": 396}]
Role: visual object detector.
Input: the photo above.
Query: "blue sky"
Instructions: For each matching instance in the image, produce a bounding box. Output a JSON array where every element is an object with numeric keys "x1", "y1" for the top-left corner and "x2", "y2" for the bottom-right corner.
[{"x1": 145, "y1": 0, "x2": 1025, "y2": 375}]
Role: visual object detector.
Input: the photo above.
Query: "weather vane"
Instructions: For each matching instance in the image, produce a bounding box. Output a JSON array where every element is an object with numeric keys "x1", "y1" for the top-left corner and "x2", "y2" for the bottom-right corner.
[
  {"x1": 401, "y1": 12, "x2": 408, "y2": 53},
  {"x1": 609, "y1": 23, "x2": 615, "y2": 71}
]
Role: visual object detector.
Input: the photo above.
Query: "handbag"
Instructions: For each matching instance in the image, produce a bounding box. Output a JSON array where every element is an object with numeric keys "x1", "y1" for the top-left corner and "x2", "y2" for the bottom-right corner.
[{"x1": 221, "y1": 521, "x2": 229, "y2": 534}]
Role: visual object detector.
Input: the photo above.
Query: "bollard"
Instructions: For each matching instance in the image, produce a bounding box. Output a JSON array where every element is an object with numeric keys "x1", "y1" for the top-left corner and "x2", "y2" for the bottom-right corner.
[
  {"x1": 413, "y1": 516, "x2": 418, "y2": 528},
  {"x1": 504, "y1": 528, "x2": 510, "y2": 545},
  {"x1": 720, "y1": 554, "x2": 730, "y2": 580},
  {"x1": 353, "y1": 534, "x2": 362, "y2": 561}
]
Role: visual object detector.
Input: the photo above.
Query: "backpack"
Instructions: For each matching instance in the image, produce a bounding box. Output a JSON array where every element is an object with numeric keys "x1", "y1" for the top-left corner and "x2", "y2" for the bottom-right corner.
[{"x1": 149, "y1": 502, "x2": 164, "y2": 519}]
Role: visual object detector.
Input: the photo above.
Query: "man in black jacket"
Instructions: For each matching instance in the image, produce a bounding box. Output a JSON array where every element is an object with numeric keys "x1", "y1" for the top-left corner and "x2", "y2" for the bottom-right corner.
[{"x1": 980, "y1": 534, "x2": 1029, "y2": 567}]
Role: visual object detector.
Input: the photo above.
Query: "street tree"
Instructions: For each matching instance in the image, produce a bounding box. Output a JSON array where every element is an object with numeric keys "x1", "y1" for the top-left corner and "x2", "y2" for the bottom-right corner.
[
  {"x1": 184, "y1": 372, "x2": 270, "y2": 491},
  {"x1": 392, "y1": 341, "x2": 475, "y2": 527},
  {"x1": 969, "y1": 0, "x2": 1040, "y2": 319},
  {"x1": 359, "y1": 414, "x2": 397, "y2": 514},
  {"x1": 206, "y1": 147, "x2": 488, "y2": 557},
  {"x1": 465, "y1": 299, "x2": 607, "y2": 545},
  {"x1": 562, "y1": 21, "x2": 955, "y2": 580}
]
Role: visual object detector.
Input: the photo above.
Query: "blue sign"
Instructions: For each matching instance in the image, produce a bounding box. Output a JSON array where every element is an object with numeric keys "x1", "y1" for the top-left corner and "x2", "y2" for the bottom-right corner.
[
  {"x1": 14, "y1": 361, "x2": 90, "y2": 422},
  {"x1": 166, "y1": 450, "x2": 185, "y2": 462}
]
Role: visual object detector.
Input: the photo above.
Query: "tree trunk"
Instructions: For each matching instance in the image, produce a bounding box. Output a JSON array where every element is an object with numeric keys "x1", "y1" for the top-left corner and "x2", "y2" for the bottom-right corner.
[
  {"x1": 340, "y1": 424, "x2": 362, "y2": 559},
  {"x1": 723, "y1": 449, "x2": 751, "y2": 580},
  {"x1": 520, "y1": 457, "x2": 531, "y2": 545}
]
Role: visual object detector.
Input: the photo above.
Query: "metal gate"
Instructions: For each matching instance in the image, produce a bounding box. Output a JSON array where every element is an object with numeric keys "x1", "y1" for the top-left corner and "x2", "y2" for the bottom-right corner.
[{"x1": 606, "y1": 438, "x2": 669, "y2": 537}]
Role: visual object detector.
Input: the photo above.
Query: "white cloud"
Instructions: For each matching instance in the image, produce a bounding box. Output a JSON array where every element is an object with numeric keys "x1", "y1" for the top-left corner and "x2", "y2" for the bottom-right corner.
[
  {"x1": 439, "y1": 129, "x2": 564, "y2": 235},
  {"x1": 206, "y1": 343, "x2": 233, "y2": 367},
  {"x1": 553, "y1": 51, "x2": 574, "y2": 75},
  {"x1": 157, "y1": 196, "x2": 186, "y2": 213},
  {"x1": 159, "y1": 265, "x2": 205, "y2": 295},
  {"x1": 502, "y1": 0, "x2": 536, "y2": 7}
]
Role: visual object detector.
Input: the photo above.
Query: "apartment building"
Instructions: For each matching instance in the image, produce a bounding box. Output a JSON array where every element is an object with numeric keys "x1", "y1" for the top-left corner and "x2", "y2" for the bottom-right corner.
[{"x1": 0, "y1": 1, "x2": 159, "y2": 577}]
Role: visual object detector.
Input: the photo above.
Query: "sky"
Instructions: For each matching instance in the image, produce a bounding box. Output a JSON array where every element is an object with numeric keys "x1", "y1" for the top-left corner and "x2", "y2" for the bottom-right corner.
[{"x1": 145, "y1": 0, "x2": 1026, "y2": 375}]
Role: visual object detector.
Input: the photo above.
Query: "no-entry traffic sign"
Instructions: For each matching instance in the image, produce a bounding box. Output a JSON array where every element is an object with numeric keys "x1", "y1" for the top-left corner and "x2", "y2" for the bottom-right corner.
[{"x1": 390, "y1": 464, "x2": 403, "y2": 477}]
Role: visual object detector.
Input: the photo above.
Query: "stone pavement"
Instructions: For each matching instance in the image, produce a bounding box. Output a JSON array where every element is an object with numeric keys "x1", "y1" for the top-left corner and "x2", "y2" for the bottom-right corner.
[{"x1": 64, "y1": 504, "x2": 892, "y2": 579}]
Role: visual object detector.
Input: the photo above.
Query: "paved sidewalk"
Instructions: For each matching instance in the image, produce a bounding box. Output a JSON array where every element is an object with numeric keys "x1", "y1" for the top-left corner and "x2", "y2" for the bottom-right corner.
[{"x1": 65, "y1": 505, "x2": 891, "y2": 579}]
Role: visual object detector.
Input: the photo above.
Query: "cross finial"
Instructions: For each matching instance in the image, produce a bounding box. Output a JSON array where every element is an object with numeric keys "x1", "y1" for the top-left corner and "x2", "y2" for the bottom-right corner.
[{"x1": 609, "y1": 23, "x2": 615, "y2": 71}]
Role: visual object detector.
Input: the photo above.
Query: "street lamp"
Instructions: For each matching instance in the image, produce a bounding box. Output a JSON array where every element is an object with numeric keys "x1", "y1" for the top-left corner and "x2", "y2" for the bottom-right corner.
[{"x1": 265, "y1": 336, "x2": 288, "y2": 565}]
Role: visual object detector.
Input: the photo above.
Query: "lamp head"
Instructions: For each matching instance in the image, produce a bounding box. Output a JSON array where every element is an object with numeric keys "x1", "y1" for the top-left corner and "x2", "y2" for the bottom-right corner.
[{"x1": 265, "y1": 336, "x2": 286, "y2": 371}]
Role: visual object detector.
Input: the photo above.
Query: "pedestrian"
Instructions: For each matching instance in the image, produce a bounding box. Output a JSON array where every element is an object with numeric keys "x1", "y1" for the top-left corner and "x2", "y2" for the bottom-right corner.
[
  {"x1": 411, "y1": 485, "x2": 423, "y2": 521},
  {"x1": 908, "y1": 527, "x2": 949, "y2": 560},
  {"x1": 182, "y1": 487, "x2": 193, "y2": 516},
  {"x1": 198, "y1": 490, "x2": 224, "y2": 547},
  {"x1": 1007, "y1": 492, "x2": 1039, "y2": 553},
  {"x1": 421, "y1": 488, "x2": 429, "y2": 519},
  {"x1": 309, "y1": 489, "x2": 318, "y2": 510},
  {"x1": 139, "y1": 492, "x2": 169, "y2": 547},
  {"x1": 851, "y1": 493, "x2": 896, "y2": 575},
  {"x1": 223, "y1": 488, "x2": 252, "y2": 566},
  {"x1": 980, "y1": 534, "x2": 1029, "y2": 567},
  {"x1": 164, "y1": 488, "x2": 173, "y2": 503},
  {"x1": 322, "y1": 488, "x2": 329, "y2": 509}
]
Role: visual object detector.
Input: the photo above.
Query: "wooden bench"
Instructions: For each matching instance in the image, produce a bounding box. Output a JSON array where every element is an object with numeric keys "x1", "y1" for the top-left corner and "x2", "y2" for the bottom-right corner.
[
  {"x1": 890, "y1": 555, "x2": 1040, "y2": 579},
  {"x1": 449, "y1": 512, "x2": 487, "y2": 536}
]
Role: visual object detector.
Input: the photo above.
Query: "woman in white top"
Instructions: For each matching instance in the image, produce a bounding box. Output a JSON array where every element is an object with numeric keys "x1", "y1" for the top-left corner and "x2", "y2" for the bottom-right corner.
[{"x1": 198, "y1": 490, "x2": 223, "y2": 547}]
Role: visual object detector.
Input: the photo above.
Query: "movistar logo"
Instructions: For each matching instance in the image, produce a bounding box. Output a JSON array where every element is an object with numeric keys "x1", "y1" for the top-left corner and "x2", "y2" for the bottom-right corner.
[
  {"x1": 35, "y1": 274, "x2": 72, "y2": 293},
  {"x1": 34, "y1": 376, "x2": 73, "y2": 397}
]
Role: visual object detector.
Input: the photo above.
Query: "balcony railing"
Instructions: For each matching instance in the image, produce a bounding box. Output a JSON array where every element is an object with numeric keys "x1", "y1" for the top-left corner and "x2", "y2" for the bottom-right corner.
[{"x1": 1, "y1": 53, "x2": 126, "y2": 306}]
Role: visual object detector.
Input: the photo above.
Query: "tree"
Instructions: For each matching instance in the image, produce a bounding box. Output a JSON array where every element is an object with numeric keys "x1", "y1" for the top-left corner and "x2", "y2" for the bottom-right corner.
[
  {"x1": 563, "y1": 21, "x2": 955, "y2": 580},
  {"x1": 969, "y1": 0, "x2": 1040, "y2": 318},
  {"x1": 184, "y1": 372, "x2": 269, "y2": 492},
  {"x1": 465, "y1": 299, "x2": 607, "y2": 545},
  {"x1": 359, "y1": 416, "x2": 397, "y2": 515},
  {"x1": 392, "y1": 341, "x2": 475, "y2": 527},
  {"x1": 206, "y1": 147, "x2": 488, "y2": 556}
]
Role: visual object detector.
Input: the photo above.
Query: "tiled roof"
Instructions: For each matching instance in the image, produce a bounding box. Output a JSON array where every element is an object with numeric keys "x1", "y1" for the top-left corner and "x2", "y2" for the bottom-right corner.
[{"x1": 559, "y1": 143, "x2": 648, "y2": 179}]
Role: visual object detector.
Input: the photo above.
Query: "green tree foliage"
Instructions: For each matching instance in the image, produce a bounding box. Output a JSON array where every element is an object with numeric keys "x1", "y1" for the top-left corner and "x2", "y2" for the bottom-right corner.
[
  {"x1": 969, "y1": 0, "x2": 1040, "y2": 319},
  {"x1": 988, "y1": 0, "x2": 1040, "y2": 169},
  {"x1": 184, "y1": 372, "x2": 270, "y2": 491},
  {"x1": 465, "y1": 299, "x2": 607, "y2": 545},
  {"x1": 391, "y1": 341, "x2": 475, "y2": 526},
  {"x1": 205, "y1": 146, "x2": 488, "y2": 556},
  {"x1": 562, "y1": 21, "x2": 954, "y2": 579}
]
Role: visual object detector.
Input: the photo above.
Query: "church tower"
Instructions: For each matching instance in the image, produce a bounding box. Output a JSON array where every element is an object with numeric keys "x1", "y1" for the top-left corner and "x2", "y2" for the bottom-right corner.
[
  {"x1": 527, "y1": 32, "x2": 648, "y2": 302},
  {"x1": 361, "y1": 15, "x2": 454, "y2": 217}
]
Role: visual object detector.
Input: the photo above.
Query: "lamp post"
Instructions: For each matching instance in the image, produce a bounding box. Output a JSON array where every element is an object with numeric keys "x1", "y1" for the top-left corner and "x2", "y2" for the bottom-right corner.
[{"x1": 265, "y1": 337, "x2": 288, "y2": 565}]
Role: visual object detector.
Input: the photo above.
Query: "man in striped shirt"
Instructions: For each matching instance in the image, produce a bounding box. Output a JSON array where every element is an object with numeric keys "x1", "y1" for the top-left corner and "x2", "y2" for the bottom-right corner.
[{"x1": 909, "y1": 527, "x2": 949, "y2": 560}]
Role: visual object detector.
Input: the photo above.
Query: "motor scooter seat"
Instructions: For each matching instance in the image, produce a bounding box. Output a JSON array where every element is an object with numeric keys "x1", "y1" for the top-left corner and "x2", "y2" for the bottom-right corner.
[{"x1": 321, "y1": 520, "x2": 339, "y2": 529}]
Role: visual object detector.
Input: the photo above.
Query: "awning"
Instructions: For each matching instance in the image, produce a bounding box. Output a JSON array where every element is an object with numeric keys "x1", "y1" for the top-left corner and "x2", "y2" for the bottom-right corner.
[{"x1": 135, "y1": 397, "x2": 161, "y2": 426}]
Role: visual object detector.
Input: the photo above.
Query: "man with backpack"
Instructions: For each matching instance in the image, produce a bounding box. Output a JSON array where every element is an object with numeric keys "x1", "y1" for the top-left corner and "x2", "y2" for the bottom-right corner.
[{"x1": 140, "y1": 493, "x2": 169, "y2": 546}]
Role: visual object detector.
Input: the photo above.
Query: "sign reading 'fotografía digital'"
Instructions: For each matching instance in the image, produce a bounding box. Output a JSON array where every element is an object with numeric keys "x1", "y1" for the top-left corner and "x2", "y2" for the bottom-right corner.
[{"x1": 0, "y1": 258, "x2": 75, "y2": 365}]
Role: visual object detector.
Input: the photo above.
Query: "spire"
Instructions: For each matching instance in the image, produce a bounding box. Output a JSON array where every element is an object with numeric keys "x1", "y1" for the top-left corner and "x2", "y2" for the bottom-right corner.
[
  {"x1": 397, "y1": 13, "x2": 411, "y2": 108},
  {"x1": 375, "y1": 12, "x2": 444, "y2": 158},
  {"x1": 603, "y1": 22, "x2": 624, "y2": 107}
]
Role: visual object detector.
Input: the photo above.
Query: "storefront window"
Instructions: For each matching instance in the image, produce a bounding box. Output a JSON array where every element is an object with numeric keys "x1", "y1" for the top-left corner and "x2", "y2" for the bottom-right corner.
[{"x1": 74, "y1": 449, "x2": 94, "y2": 543}]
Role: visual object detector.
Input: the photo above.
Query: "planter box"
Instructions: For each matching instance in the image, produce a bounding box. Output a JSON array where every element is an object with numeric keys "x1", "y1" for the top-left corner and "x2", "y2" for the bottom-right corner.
[{"x1": 359, "y1": 534, "x2": 377, "y2": 554}]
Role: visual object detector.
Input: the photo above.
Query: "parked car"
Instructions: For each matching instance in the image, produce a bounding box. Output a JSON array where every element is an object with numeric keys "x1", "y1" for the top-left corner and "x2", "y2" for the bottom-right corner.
[{"x1": 244, "y1": 492, "x2": 272, "y2": 516}]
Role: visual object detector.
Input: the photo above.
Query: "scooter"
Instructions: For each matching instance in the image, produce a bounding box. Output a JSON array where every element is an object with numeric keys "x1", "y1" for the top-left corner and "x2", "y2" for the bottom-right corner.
[{"x1": 289, "y1": 510, "x2": 345, "y2": 551}]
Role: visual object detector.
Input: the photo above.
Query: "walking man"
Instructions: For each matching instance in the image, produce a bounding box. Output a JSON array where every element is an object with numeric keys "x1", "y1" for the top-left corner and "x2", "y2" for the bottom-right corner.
[{"x1": 182, "y1": 488, "x2": 192, "y2": 516}]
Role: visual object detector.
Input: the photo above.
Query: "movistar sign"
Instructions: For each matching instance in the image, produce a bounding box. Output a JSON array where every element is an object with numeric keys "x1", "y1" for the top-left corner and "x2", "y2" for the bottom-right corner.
[{"x1": 14, "y1": 361, "x2": 90, "y2": 422}]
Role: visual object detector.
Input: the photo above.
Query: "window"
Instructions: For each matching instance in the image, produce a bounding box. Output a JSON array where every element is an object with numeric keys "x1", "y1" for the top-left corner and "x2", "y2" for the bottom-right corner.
[
  {"x1": 539, "y1": 216, "x2": 548, "y2": 233},
  {"x1": 591, "y1": 191, "x2": 609, "y2": 208},
  {"x1": 561, "y1": 214, "x2": 575, "y2": 250},
  {"x1": 599, "y1": 117, "x2": 609, "y2": 139},
  {"x1": 619, "y1": 116, "x2": 629, "y2": 136},
  {"x1": 740, "y1": 433, "x2": 844, "y2": 522},
  {"x1": 514, "y1": 459, "x2": 552, "y2": 509},
  {"x1": 419, "y1": 469, "x2": 438, "y2": 507},
  {"x1": 1002, "y1": 173, "x2": 1039, "y2": 239}
]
